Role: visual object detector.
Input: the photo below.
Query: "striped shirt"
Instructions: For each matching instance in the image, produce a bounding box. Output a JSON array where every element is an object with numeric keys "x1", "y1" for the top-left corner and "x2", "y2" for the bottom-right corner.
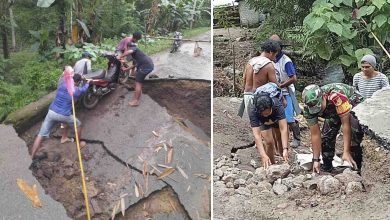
[{"x1": 353, "y1": 72, "x2": 389, "y2": 98}]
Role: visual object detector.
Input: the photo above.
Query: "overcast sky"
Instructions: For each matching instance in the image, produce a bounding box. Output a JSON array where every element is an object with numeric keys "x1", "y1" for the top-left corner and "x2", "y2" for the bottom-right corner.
[{"x1": 213, "y1": 0, "x2": 238, "y2": 6}]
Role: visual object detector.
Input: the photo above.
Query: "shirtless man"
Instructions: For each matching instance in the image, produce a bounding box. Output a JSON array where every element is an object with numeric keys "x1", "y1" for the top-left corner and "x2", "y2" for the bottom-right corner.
[{"x1": 238, "y1": 40, "x2": 280, "y2": 117}]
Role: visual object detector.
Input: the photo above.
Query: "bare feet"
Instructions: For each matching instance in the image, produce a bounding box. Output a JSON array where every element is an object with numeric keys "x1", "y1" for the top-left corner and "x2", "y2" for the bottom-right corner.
[
  {"x1": 129, "y1": 100, "x2": 139, "y2": 107},
  {"x1": 60, "y1": 137, "x2": 74, "y2": 144}
]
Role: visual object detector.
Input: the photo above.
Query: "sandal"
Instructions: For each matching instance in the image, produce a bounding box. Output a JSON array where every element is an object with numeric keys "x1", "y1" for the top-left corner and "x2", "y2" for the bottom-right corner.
[{"x1": 60, "y1": 137, "x2": 74, "y2": 144}]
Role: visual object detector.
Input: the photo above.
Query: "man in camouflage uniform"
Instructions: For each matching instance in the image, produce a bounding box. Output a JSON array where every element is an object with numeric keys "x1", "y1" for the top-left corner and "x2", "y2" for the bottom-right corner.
[{"x1": 302, "y1": 83, "x2": 365, "y2": 173}]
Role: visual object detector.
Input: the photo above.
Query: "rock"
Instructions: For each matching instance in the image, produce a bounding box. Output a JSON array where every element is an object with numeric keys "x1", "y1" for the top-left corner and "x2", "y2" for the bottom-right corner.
[
  {"x1": 64, "y1": 167, "x2": 75, "y2": 180},
  {"x1": 90, "y1": 199, "x2": 102, "y2": 214},
  {"x1": 62, "y1": 158, "x2": 73, "y2": 167},
  {"x1": 220, "y1": 166, "x2": 229, "y2": 174},
  {"x1": 273, "y1": 181, "x2": 288, "y2": 195},
  {"x1": 246, "y1": 177, "x2": 257, "y2": 185},
  {"x1": 168, "y1": 74, "x2": 174, "y2": 78},
  {"x1": 254, "y1": 167, "x2": 267, "y2": 181},
  {"x1": 310, "y1": 201, "x2": 319, "y2": 207},
  {"x1": 86, "y1": 181, "x2": 100, "y2": 198},
  {"x1": 305, "y1": 174, "x2": 313, "y2": 180},
  {"x1": 239, "y1": 170, "x2": 254, "y2": 180},
  {"x1": 222, "y1": 174, "x2": 239, "y2": 183},
  {"x1": 345, "y1": 181, "x2": 364, "y2": 195},
  {"x1": 233, "y1": 178, "x2": 246, "y2": 188},
  {"x1": 231, "y1": 168, "x2": 241, "y2": 174},
  {"x1": 223, "y1": 67, "x2": 234, "y2": 77},
  {"x1": 214, "y1": 157, "x2": 221, "y2": 162},
  {"x1": 235, "y1": 188, "x2": 251, "y2": 197},
  {"x1": 281, "y1": 177, "x2": 294, "y2": 189},
  {"x1": 215, "y1": 169, "x2": 224, "y2": 177},
  {"x1": 291, "y1": 175, "x2": 306, "y2": 188},
  {"x1": 247, "y1": 183, "x2": 257, "y2": 191},
  {"x1": 257, "y1": 181, "x2": 273, "y2": 191},
  {"x1": 232, "y1": 161, "x2": 239, "y2": 165},
  {"x1": 214, "y1": 181, "x2": 225, "y2": 188},
  {"x1": 267, "y1": 164, "x2": 291, "y2": 181},
  {"x1": 216, "y1": 160, "x2": 225, "y2": 168},
  {"x1": 277, "y1": 203, "x2": 289, "y2": 209},
  {"x1": 318, "y1": 175, "x2": 341, "y2": 195},
  {"x1": 250, "y1": 159, "x2": 257, "y2": 168},
  {"x1": 213, "y1": 175, "x2": 220, "y2": 182},
  {"x1": 226, "y1": 182, "x2": 234, "y2": 188},
  {"x1": 302, "y1": 179, "x2": 319, "y2": 190},
  {"x1": 334, "y1": 169, "x2": 362, "y2": 185}
]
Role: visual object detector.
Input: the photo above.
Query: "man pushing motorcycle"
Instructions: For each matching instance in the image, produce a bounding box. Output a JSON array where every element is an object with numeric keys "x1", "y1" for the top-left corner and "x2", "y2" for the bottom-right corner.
[{"x1": 120, "y1": 42, "x2": 154, "y2": 107}]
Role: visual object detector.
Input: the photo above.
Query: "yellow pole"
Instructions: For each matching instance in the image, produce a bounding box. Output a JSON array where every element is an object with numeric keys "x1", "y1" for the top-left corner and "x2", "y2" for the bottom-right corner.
[{"x1": 71, "y1": 97, "x2": 91, "y2": 220}]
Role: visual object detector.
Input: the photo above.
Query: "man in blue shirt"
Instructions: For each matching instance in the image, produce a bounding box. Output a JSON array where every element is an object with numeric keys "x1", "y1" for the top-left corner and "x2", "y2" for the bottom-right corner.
[
  {"x1": 31, "y1": 73, "x2": 90, "y2": 158},
  {"x1": 270, "y1": 34, "x2": 301, "y2": 148}
]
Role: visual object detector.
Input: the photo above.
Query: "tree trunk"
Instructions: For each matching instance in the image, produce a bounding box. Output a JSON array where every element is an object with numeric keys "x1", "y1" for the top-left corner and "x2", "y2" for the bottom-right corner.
[
  {"x1": 190, "y1": 0, "x2": 197, "y2": 29},
  {"x1": 9, "y1": 7, "x2": 15, "y2": 51},
  {"x1": 1, "y1": 26, "x2": 9, "y2": 59}
]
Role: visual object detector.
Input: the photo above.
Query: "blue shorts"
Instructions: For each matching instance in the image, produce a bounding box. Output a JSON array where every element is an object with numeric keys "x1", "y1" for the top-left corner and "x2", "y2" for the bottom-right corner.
[
  {"x1": 38, "y1": 110, "x2": 81, "y2": 137},
  {"x1": 284, "y1": 95, "x2": 295, "y2": 123}
]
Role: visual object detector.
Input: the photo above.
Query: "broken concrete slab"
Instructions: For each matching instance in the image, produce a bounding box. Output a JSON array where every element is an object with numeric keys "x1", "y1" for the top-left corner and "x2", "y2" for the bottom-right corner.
[
  {"x1": 353, "y1": 89, "x2": 390, "y2": 148},
  {"x1": 0, "y1": 124, "x2": 70, "y2": 220},
  {"x1": 67, "y1": 87, "x2": 210, "y2": 219}
]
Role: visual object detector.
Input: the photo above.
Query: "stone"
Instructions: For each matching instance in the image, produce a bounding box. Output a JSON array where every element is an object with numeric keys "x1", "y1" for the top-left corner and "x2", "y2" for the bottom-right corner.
[
  {"x1": 148, "y1": 74, "x2": 159, "y2": 79},
  {"x1": 90, "y1": 198, "x2": 102, "y2": 214},
  {"x1": 222, "y1": 174, "x2": 239, "y2": 183},
  {"x1": 247, "y1": 183, "x2": 257, "y2": 191},
  {"x1": 250, "y1": 159, "x2": 257, "y2": 168},
  {"x1": 233, "y1": 178, "x2": 246, "y2": 188},
  {"x1": 246, "y1": 177, "x2": 258, "y2": 185},
  {"x1": 232, "y1": 161, "x2": 239, "y2": 165},
  {"x1": 235, "y1": 188, "x2": 251, "y2": 197},
  {"x1": 291, "y1": 175, "x2": 306, "y2": 188},
  {"x1": 240, "y1": 170, "x2": 254, "y2": 180},
  {"x1": 273, "y1": 182, "x2": 288, "y2": 195},
  {"x1": 318, "y1": 175, "x2": 341, "y2": 195},
  {"x1": 334, "y1": 169, "x2": 362, "y2": 185},
  {"x1": 257, "y1": 181, "x2": 273, "y2": 191},
  {"x1": 267, "y1": 164, "x2": 291, "y2": 181},
  {"x1": 215, "y1": 169, "x2": 224, "y2": 177},
  {"x1": 345, "y1": 181, "x2": 364, "y2": 195},
  {"x1": 226, "y1": 182, "x2": 234, "y2": 188},
  {"x1": 281, "y1": 177, "x2": 294, "y2": 189},
  {"x1": 254, "y1": 167, "x2": 267, "y2": 181},
  {"x1": 64, "y1": 167, "x2": 75, "y2": 180},
  {"x1": 277, "y1": 203, "x2": 289, "y2": 209},
  {"x1": 213, "y1": 175, "x2": 220, "y2": 182},
  {"x1": 231, "y1": 168, "x2": 241, "y2": 174},
  {"x1": 216, "y1": 160, "x2": 225, "y2": 168},
  {"x1": 86, "y1": 181, "x2": 100, "y2": 198},
  {"x1": 302, "y1": 179, "x2": 318, "y2": 190},
  {"x1": 214, "y1": 181, "x2": 225, "y2": 188},
  {"x1": 62, "y1": 158, "x2": 73, "y2": 167},
  {"x1": 220, "y1": 166, "x2": 229, "y2": 174}
]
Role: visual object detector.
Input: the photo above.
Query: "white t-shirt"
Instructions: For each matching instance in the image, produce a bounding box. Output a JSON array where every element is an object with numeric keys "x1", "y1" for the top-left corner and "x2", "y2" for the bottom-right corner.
[{"x1": 74, "y1": 58, "x2": 91, "y2": 75}]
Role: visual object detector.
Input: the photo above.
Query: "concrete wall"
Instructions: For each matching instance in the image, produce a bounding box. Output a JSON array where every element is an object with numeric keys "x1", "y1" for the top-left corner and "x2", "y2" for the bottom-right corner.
[{"x1": 238, "y1": 0, "x2": 264, "y2": 27}]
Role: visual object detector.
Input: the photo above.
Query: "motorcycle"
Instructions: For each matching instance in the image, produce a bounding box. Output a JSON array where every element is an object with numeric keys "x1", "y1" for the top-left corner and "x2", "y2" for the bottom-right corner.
[
  {"x1": 170, "y1": 31, "x2": 183, "y2": 53},
  {"x1": 81, "y1": 53, "x2": 129, "y2": 109}
]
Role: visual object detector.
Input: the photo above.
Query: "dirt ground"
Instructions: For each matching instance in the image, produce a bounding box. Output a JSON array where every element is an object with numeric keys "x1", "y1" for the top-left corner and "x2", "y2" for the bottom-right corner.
[{"x1": 213, "y1": 97, "x2": 390, "y2": 220}]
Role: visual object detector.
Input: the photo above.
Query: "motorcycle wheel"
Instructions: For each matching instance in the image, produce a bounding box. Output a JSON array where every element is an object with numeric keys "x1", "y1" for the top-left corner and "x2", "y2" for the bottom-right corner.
[
  {"x1": 82, "y1": 87, "x2": 100, "y2": 109},
  {"x1": 118, "y1": 70, "x2": 129, "y2": 84}
]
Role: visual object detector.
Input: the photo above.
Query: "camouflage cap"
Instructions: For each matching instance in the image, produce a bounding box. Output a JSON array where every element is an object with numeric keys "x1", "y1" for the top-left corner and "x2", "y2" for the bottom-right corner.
[{"x1": 302, "y1": 84, "x2": 323, "y2": 114}]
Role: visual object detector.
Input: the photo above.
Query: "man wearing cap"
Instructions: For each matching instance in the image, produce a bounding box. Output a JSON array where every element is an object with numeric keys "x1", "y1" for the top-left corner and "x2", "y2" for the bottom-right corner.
[
  {"x1": 269, "y1": 34, "x2": 301, "y2": 148},
  {"x1": 302, "y1": 83, "x2": 365, "y2": 173},
  {"x1": 238, "y1": 40, "x2": 280, "y2": 118},
  {"x1": 74, "y1": 52, "x2": 93, "y2": 75},
  {"x1": 353, "y1": 54, "x2": 389, "y2": 98}
]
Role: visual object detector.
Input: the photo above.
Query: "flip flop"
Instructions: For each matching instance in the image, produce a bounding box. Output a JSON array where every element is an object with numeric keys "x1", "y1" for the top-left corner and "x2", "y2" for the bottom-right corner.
[{"x1": 60, "y1": 137, "x2": 74, "y2": 144}]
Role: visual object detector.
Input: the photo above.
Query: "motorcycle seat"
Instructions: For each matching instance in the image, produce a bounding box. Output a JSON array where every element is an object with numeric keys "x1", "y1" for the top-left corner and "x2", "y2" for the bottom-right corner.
[{"x1": 84, "y1": 69, "x2": 106, "y2": 79}]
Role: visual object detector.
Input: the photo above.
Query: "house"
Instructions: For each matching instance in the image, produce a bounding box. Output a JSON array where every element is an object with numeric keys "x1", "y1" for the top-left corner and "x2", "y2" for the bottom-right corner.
[{"x1": 235, "y1": 0, "x2": 265, "y2": 27}]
